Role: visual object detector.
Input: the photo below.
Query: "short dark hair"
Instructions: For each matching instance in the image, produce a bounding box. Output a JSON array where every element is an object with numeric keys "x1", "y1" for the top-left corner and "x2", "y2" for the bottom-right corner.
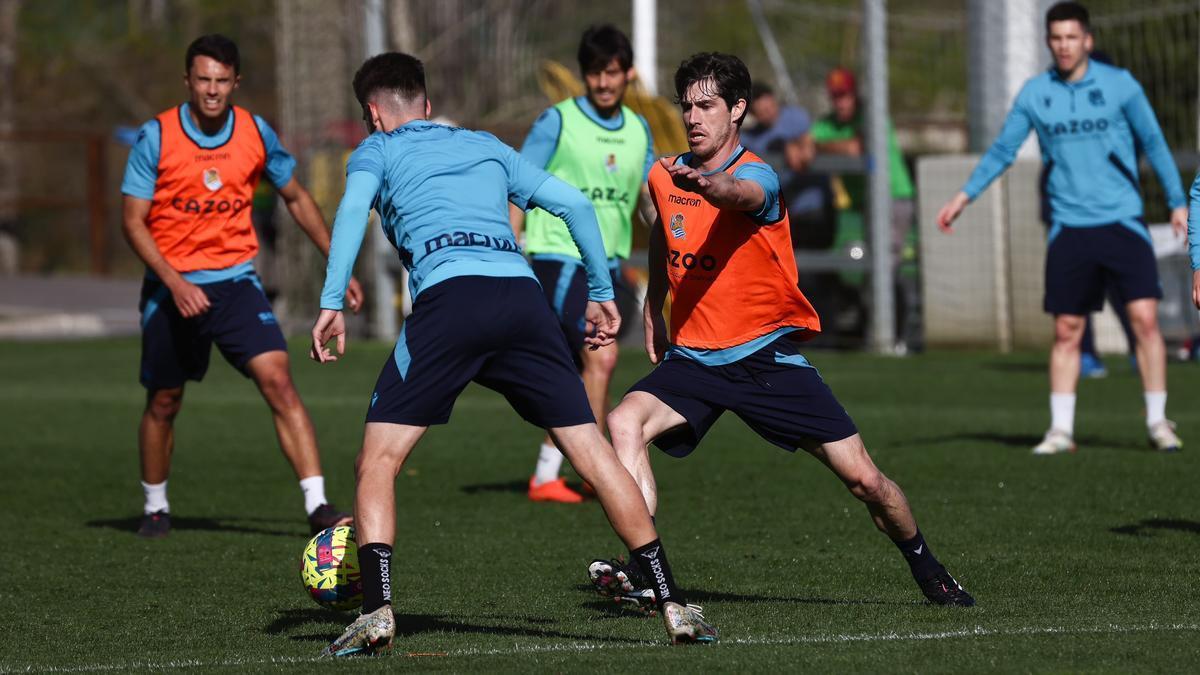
[
  {"x1": 1046, "y1": 2, "x2": 1090, "y2": 33},
  {"x1": 353, "y1": 52, "x2": 427, "y2": 108},
  {"x1": 673, "y1": 52, "x2": 752, "y2": 125},
  {"x1": 186, "y1": 34, "x2": 240, "y2": 74},
  {"x1": 750, "y1": 82, "x2": 775, "y2": 103},
  {"x1": 577, "y1": 24, "x2": 634, "y2": 73}
]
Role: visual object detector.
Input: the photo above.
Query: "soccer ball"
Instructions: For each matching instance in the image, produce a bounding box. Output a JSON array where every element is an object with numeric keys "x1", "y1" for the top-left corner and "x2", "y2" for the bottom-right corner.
[{"x1": 300, "y1": 525, "x2": 363, "y2": 611}]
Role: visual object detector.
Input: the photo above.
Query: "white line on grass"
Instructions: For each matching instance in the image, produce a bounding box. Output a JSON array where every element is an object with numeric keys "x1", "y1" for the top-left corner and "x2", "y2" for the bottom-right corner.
[{"x1": 4, "y1": 622, "x2": 1197, "y2": 672}]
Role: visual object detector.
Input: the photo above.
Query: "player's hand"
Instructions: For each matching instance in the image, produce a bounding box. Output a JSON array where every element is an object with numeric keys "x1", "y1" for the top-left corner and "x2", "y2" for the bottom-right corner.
[
  {"x1": 643, "y1": 301, "x2": 669, "y2": 364},
  {"x1": 310, "y1": 308, "x2": 346, "y2": 363},
  {"x1": 167, "y1": 279, "x2": 211, "y2": 318},
  {"x1": 662, "y1": 157, "x2": 712, "y2": 194},
  {"x1": 1192, "y1": 270, "x2": 1200, "y2": 310},
  {"x1": 936, "y1": 192, "x2": 970, "y2": 233},
  {"x1": 583, "y1": 300, "x2": 621, "y2": 349},
  {"x1": 345, "y1": 276, "x2": 365, "y2": 314},
  {"x1": 664, "y1": 158, "x2": 744, "y2": 206},
  {"x1": 1169, "y1": 206, "x2": 1188, "y2": 238}
]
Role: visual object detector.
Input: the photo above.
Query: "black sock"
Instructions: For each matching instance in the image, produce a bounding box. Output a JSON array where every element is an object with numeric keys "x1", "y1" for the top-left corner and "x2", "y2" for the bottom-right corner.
[
  {"x1": 630, "y1": 538, "x2": 686, "y2": 608},
  {"x1": 894, "y1": 530, "x2": 942, "y2": 581},
  {"x1": 359, "y1": 543, "x2": 393, "y2": 613}
]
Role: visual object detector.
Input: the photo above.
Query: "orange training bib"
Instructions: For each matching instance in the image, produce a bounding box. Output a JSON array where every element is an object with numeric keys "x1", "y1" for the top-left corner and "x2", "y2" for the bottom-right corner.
[
  {"x1": 147, "y1": 105, "x2": 265, "y2": 272},
  {"x1": 648, "y1": 148, "x2": 820, "y2": 349}
]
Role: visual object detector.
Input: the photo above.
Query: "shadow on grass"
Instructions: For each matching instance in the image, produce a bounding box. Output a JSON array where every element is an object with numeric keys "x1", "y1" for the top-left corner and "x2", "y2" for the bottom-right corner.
[
  {"x1": 86, "y1": 515, "x2": 304, "y2": 537},
  {"x1": 1110, "y1": 518, "x2": 1200, "y2": 537},
  {"x1": 272, "y1": 607, "x2": 645, "y2": 644},
  {"x1": 979, "y1": 361, "x2": 1046, "y2": 373},
  {"x1": 898, "y1": 431, "x2": 1143, "y2": 452},
  {"x1": 460, "y1": 480, "x2": 529, "y2": 496},
  {"x1": 577, "y1": 584, "x2": 915, "y2": 617},
  {"x1": 460, "y1": 480, "x2": 593, "y2": 498}
]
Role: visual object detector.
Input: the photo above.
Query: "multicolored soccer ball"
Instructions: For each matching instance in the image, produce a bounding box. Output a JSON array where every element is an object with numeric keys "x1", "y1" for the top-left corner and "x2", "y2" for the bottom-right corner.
[{"x1": 300, "y1": 525, "x2": 363, "y2": 611}]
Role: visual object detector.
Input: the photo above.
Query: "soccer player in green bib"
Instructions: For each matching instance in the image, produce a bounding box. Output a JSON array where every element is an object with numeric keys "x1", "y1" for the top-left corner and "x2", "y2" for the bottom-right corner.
[{"x1": 512, "y1": 25, "x2": 656, "y2": 503}]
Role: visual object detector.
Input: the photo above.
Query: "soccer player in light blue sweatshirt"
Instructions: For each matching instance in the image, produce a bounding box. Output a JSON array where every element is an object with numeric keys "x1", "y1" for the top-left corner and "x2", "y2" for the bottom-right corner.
[
  {"x1": 937, "y1": 2, "x2": 1186, "y2": 455},
  {"x1": 310, "y1": 52, "x2": 715, "y2": 656}
]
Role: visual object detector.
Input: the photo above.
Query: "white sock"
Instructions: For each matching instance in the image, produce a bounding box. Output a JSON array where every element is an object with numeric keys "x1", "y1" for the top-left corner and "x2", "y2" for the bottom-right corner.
[
  {"x1": 299, "y1": 476, "x2": 328, "y2": 516},
  {"x1": 142, "y1": 480, "x2": 169, "y2": 514},
  {"x1": 533, "y1": 443, "x2": 564, "y2": 486},
  {"x1": 1145, "y1": 391, "x2": 1167, "y2": 427},
  {"x1": 1050, "y1": 393, "x2": 1076, "y2": 435}
]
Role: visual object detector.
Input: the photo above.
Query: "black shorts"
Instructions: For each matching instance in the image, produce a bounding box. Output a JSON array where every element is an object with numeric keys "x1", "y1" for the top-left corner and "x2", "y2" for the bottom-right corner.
[
  {"x1": 138, "y1": 273, "x2": 287, "y2": 390},
  {"x1": 1044, "y1": 221, "x2": 1161, "y2": 315},
  {"x1": 628, "y1": 334, "x2": 858, "y2": 457},
  {"x1": 530, "y1": 256, "x2": 622, "y2": 368},
  {"x1": 365, "y1": 275, "x2": 595, "y2": 428}
]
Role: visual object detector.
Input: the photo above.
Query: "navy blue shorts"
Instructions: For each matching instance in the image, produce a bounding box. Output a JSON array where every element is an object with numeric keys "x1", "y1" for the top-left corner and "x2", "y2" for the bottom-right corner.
[
  {"x1": 366, "y1": 275, "x2": 595, "y2": 428},
  {"x1": 1044, "y1": 222, "x2": 1161, "y2": 315},
  {"x1": 531, "y1": 257, "x2": 623, "y2": 367},
  {"x1": 139, "y1": 273, "x2": 287, "y2": 390},
  {"x1": 627, "y1": 334, "x2": 858, "y2": 457}
]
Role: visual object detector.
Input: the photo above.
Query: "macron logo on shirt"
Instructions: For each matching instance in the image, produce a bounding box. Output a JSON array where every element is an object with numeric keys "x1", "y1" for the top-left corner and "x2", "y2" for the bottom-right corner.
[{"x1": 423, "y1": 231, "x2": 521, "y2": 256}]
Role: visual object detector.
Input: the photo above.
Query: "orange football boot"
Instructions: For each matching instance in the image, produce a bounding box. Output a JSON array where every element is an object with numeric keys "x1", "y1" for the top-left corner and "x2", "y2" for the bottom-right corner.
[{"x1": 527, "y1": 476, "x2": 584, "y2": 503}]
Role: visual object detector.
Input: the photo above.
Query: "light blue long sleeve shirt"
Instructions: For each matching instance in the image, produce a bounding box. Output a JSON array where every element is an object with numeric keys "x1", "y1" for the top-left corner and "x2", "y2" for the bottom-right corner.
[
  {"x1": 963, "y1": 59, "x2": 1185, "y2": 231},
  {"x1": 1187, "y1": 173, "x2": 1200, "y2": 270},
  {"x1": 320, "y1": 120, "x2": 612, "y2": 310}
]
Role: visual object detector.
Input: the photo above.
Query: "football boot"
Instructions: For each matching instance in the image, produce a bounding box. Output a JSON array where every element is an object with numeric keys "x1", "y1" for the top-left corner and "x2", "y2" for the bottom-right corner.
[
  {"x1": 320, "y1": 605, "x2": 395, "y2": 658},
  {"x1": 661, "y1": 601, "x2": 718, "y2": 644}
]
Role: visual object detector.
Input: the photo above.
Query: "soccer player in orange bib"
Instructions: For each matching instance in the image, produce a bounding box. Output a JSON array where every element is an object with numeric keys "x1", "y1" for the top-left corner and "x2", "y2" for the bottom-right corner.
[
  {"x1": 587, "y1": 52, "x2": 976, "y2": 609},
  {"x1": 120, "y1": 34, "x2": 362, "y2": 538}
]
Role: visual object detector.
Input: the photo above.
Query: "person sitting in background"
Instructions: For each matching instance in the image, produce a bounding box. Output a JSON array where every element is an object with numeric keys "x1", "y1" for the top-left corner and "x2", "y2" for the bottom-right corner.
[
  {"x1": 743, "y1": 84, "x2": 832, "y2": 249},
  {"x1": 811, "y1": 67, "x2": 918, "y2": 350}
]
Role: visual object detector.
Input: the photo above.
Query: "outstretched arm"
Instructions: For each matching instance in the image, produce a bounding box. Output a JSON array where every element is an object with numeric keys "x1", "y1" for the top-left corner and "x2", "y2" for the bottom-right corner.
[
  {"x1": 941, "y1": 95, "x2": 1033, "y2": 232},
  {"x1": 1123, "y1": 80, "x2": 1188, "y2": 235},
  {"x1": 661, "y1": 157, "x2": 765, "y2": 212},
  {"x1": 527, "y1": 176, "x2": 613, "y2": 303},
  {"x1": 312, "y1": 170, "x2": 381, "y2": 363},
  {"x1": 1188, "y1": 174, "x2": 1200, "y2": 309},
  {"x1": 279, "y1": 177, "x2": 364, "y2": 313},
  {"x1": 527, "y1": 176, "x2": 620, "y2": 345}
]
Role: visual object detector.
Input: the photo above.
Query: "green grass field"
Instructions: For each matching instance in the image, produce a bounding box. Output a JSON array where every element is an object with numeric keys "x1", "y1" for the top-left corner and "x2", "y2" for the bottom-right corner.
[{"x1": 3, "y1": 338, "x2": 1199, "y2": 672}]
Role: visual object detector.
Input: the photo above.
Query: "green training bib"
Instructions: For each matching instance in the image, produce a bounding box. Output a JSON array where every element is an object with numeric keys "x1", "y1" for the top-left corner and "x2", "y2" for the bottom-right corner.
[{"x1": 524, "y1": 99, "x2": 649, "y2": 260}]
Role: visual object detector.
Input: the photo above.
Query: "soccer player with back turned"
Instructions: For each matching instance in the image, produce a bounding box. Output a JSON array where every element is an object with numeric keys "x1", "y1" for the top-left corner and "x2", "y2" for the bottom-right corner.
[
  {"x1": 937, "y1": 2, "x2": 1187, "y2": 455},
  {"x1": 513, "y1": 25, "x2": 656, "y2": 503},
  {"x1": 587, "y1": 52, "x2": 975, "y2": 610},
  {"x1": 119, "y1": 34, "x2": 361, "y2": 538},
  {"x1": 311, "y1": 52, "x2": 716, "y2": 656}
]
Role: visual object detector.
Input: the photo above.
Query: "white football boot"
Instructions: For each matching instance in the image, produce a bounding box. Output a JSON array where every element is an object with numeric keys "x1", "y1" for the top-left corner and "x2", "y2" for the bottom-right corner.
[
  {"x1": 1032, "y1": 428, "x2": 1076, "y2": 455},
  {"x1": 1148, "y1": 420, "x2": 1182, "y2": 453}
]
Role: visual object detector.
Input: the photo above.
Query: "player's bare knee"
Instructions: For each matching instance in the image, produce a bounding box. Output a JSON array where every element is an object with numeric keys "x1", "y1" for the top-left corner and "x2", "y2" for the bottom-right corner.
[
  {"x1": 258, "y1": 369, "x2": 299, "y2": 408},
  {"x1": 356, "y1": 445, "x2": 402, "y2": 476},
  {"x1": 146, "y1": 388, "x2": 183, "y2": 421},
  {"x1": 1128, "y1": 310, "x2": 1159, "y2": 339},
  {"x1": 587, "y1": 347, "x2": 619, "y2": 377},
  {"x1": 606, "y1": 408, "x2": 641, "y2": 444},
  {"x1": 1053, "y1": 318, "x2": 1084, "y2": 345},
  {"x1": 847, "y1": 469, "x2": 886, "y2": 504}
]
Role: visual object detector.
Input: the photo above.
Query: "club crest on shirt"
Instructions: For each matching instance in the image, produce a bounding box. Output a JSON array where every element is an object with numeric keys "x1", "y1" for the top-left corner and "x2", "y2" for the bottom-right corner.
[
  {"x1": 605, "y1": 153, "x2": 618, "y2": 174},
  {"x1": 670, "y1": 213, "x2": 686, "y2": 239},
  {"x1": 1088, "y1": 88, "x2": 1105, "y2": 107},
  {"x1": 1042, "y1": 96, "x2": 1052, "y2": 109},
  {"x1": 202, "y1": 167, "x2": 222, "y2": 192}
]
